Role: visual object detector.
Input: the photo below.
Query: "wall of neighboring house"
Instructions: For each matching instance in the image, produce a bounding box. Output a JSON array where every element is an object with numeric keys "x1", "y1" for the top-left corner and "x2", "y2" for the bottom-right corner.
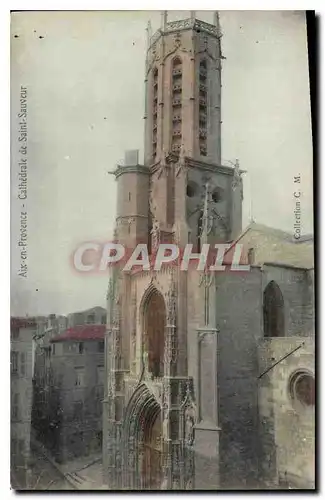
[
  {"x1": 11, "y1": 322, "x2": 36, "y2": 489},
  {"x1": 67, "y1": 307, "x2": 107, "y2": 328},
  {"x1": 31, "y1": 315, "x2": 68, "y2": 450},
  {"x1": 50, "y1": 339, "x2": 104, "y2": 463}
]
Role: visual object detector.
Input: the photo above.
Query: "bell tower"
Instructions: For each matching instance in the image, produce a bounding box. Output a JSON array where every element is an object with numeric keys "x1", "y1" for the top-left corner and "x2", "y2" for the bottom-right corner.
[
  {"x1": 144, "y1": 11, "x2": 222, "y2": 164},
  {"x1": 144, "y1": 11, "x2": 243, "y2": 247}
]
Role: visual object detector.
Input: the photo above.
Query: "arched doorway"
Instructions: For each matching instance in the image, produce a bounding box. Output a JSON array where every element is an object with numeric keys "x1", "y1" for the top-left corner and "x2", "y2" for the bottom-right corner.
[
  {"x1": 143, "y1": 289, "x2": 166, "y2": 378},
  {"x1": 124, "y1": 384, "x2": 163, "y2": 490},
  {"x1": 142, "y1": 410, "x2": 163, "y2": 490}
]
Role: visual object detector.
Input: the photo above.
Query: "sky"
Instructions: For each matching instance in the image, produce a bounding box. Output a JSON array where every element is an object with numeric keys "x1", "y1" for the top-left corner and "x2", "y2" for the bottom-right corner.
[{"x1": 10, "y1": 10, "x2": 313, "y2": 316}]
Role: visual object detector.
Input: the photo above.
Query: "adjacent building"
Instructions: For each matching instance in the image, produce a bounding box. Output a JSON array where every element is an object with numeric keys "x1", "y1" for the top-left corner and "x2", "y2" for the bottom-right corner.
[
  {"x1": 31, "y1": 308, "x2": 106, "y2": 462},
  {"x1": 11, "y1": 317, "x2": 37, "y2": 489},
  {"x1": 49, "y1": 324, "x2": 105, "y2": 463},
  {"x1": 67, "y1": 306, "x2": 107, "y2": 329},
  {"x1": 32, "y1": 314, "x2": 68, "y2": 450},
  {"x1": 103, "y1": 12, "x2": 315, "y2": 491}
]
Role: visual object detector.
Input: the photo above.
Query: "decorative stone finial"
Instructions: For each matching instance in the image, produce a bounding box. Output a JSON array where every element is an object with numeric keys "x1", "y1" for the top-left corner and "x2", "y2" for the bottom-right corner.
[
  {"x1": 161, "y1": 11, "x2": 167, "y2": 30},
  {"x1": 200, "y1": 182, "x2": 213, "y2": 243},
  {"x1": 146, "y1": 20, "x2": 152, "y2": 47},
  {"x1": 213, "y1": 11, "x2": 221, "y2": 35}
]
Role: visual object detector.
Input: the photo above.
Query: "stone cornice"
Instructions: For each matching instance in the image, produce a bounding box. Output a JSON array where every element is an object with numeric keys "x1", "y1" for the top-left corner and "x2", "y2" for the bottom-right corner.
[
  {"x1": 195, "y1": 422, "x2": 221, "y2": 432},
  {"x1": 108, "y1": 164, "x2": 149, "y2": 179},
  {"x1": 197, "y1": 327, "x2": 219, "y2": 342},
  {"x1": 187, "y1": 158, "x2": 235, "y2": 176},
  {"x1": 149, "y1": 18, "x2": 222, "y2": 50},
  {"x1": 108, "y1": 158, "x2": 237, "y2": 180},
  {"x1": 148, "y1": 155, "x2": 238, "y2": 178}
]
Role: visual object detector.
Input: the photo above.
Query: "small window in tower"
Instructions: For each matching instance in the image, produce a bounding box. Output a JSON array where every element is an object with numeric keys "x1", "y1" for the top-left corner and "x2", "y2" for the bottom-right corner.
[
  {"x1": 212, "y1": 187, "x2": 223, "y2": 203},
  {"x1": 187, "y1": 181, "x2": 198, "y2": 198},
  {"x1": 172, "y1": 57, "x2": 182, "y2": 69},
  {"x1": 171, "y1": 58, "x2": 182, "y2": 152},
  {"x1": 152, "y1": 68, "x2": 159, "y2": 159},
  {"x1": 128, "y1": 192, "x2": 131, "y2": 201}
]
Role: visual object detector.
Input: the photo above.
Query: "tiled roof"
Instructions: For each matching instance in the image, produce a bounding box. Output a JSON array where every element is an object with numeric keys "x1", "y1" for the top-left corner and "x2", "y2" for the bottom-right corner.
[
  {"x1": 50, "y1": 325, "x2": 105, "y2": 343},
  {"x1": 226, "y1": 221, "x2": 314, "y2": 247},
  {"x1": 11, "y1": 317, "x2": 37, "y2": 328}
]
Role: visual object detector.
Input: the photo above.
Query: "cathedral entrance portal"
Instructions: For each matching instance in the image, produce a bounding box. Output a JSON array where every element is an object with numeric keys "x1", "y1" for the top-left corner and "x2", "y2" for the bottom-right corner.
[
  {"x1": 143, "y1": 410, "x2": 163, "y2": 490},
  {"x1": 124, "y1": 384, "x2": 163, "y2": 490}
]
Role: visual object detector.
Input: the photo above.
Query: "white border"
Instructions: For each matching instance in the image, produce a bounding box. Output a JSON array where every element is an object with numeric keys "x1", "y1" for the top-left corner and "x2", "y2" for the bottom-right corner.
[{"x1": 2, "y1": 2, "x2": 322, "y2": 498}]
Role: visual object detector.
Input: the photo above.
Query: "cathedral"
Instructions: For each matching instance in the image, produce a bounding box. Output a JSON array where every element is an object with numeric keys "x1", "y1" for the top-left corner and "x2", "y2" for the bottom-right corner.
[{"x1": 103, "y1": 12, "x2": 315, "y2": 490}]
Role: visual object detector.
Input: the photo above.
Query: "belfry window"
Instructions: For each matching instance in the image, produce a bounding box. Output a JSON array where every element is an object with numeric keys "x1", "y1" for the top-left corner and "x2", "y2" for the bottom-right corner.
[
  {"x1": 152, "y1": 68, "x2": 158, "y2": 160},
  {"x1": 263, "y1": 281, "x2": 285, "y2": 337},
  {"x1": 171, "y1": 57, "x2": 182, "y2": 155},
  {"x1": 199, "y1": 59, "x2": 208, "y2": 156}
]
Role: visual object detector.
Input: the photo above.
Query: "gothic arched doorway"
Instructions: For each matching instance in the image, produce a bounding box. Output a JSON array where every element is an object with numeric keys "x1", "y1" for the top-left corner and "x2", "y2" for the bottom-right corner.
[
  {"x1": 143, "y1": 289, "x2": 166, "y2": 378},
  {"x1": 142, "y1": 410, "x2": 163, "y2": 490},
  {"x1": 123, "y1": 384, "x2": 163, "y2": 490}
]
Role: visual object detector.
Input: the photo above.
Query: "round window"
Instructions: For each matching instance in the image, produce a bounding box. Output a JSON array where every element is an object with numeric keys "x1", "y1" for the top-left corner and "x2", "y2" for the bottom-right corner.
[{"x1": 290, "y1": 371, "x2": 315, "y2": 406}]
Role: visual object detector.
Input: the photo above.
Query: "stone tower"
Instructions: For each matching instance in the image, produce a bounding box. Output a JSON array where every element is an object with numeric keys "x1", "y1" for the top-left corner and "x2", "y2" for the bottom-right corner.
[
  {"x1": 103, "y1": 11, "x2": 244, "y2": 490},
  {"x1": 143, "y1": 11, "x2": 243, "y2": 247}
]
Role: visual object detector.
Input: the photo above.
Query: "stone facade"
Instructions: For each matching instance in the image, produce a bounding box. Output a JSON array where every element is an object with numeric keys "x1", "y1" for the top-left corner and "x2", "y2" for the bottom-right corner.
[
  {"x1": 11, "y1": 317, "x2": 37, "y2": 489},
  {"x1": 67, "y1": 306, "x2": 106, "y2": 328},
  {"x1": 258, "y1": 338, "x2": 315, "y2": 488},
  {"x1": 32, "y1": 314, "x2": 68, "y2": 452},
  {"x1": 47, "y1": 324, "x2": 105, "y2": 463},
  {"x1": 102, "y1": 11, "x2": 315, "y2": 491}
]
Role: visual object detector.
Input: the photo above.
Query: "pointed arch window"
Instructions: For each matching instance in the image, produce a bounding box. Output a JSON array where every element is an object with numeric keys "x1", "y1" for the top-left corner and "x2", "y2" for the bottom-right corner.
[
  {"x1": 199, "y1": 59, "x2": 208, "y2": 156},
  {"x1": 152, "y1": 67, "x2": 158, "y2": 159},
  {"x1": 263, "y1": 281, "x2": 285, "y2": 337},
  {"x1": 171, "y1": 57, "x2": 182, "y2": 155},
  {"x1": 144, "y1": 290, "x2": 166, "y2": 378}
]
